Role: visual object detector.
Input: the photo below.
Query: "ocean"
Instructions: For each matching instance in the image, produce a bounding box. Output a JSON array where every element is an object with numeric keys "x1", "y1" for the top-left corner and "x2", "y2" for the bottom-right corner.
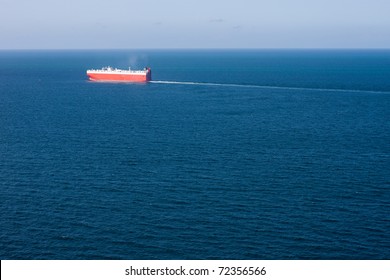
[{"x1": 0, "y1": 49, "x2": 389, "y2": 259}]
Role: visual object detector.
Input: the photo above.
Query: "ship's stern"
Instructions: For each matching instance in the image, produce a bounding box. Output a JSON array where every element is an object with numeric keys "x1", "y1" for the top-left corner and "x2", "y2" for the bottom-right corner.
[{"x1": 146, "y1": 67, "x2": 152, "y2": 81}]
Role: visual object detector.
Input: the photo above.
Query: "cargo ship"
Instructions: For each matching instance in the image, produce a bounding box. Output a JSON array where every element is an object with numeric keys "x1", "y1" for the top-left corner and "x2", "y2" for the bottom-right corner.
[{"x1": 86, "y1": 66, "x2": 151, "y2": 82}]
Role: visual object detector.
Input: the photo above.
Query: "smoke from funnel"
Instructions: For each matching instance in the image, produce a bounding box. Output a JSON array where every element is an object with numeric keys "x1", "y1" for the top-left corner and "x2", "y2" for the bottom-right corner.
[{"x1": 128, "y1": 54, "x2": 148, "y2": 69}]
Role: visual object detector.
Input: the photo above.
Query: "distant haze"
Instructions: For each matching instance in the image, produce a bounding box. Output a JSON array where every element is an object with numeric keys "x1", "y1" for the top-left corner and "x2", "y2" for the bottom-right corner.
[{"x1": 1, "y1": 0, "x2": 390, "y2": 49}]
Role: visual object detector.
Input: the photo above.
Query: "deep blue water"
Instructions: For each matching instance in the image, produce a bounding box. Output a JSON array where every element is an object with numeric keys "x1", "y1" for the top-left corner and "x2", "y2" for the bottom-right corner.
[{"x1": 0, "y1": 50, "x2": 389, "y2": 259}]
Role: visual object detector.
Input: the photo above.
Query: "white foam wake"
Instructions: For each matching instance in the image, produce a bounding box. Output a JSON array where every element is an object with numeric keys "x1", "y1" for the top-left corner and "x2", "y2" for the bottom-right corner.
[
  {"x1": 150, "y1": 80, "x2": 389, "y2": 94},
  {"x1": 150, "y1": 80, "x2": 232, "y2": 87}
]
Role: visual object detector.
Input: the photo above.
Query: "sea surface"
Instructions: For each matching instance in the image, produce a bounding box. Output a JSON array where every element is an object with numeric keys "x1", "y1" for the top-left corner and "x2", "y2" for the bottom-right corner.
[{"x1": 0, "y1": 49, "x2": 389, "y2": 259}]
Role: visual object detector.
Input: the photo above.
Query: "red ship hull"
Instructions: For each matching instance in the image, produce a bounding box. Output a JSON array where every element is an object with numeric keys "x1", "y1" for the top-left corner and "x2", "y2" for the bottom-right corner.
[{"x1": 87, "y1": 67, "x2": 151, "y2": 82}]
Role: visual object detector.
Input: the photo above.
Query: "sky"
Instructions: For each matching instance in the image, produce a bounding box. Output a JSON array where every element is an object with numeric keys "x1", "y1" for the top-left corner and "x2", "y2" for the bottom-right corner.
[{"x1": 1, "y1": 0, "x2": 390, "y2": 49}]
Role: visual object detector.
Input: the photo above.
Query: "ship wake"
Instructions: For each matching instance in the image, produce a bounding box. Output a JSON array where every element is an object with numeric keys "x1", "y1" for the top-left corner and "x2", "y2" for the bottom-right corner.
[
  {"x1": 150, "y1": 80, "x2": 258, "y2": 88},
  {"x1": 150, "y1": 80, "x2": 389, "y2": 94}
]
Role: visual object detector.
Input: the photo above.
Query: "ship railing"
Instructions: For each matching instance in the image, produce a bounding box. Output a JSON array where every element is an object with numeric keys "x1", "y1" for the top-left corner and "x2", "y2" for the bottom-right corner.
[{"x1": 87, "y1": 67, "x2": 148, "y2": 73}]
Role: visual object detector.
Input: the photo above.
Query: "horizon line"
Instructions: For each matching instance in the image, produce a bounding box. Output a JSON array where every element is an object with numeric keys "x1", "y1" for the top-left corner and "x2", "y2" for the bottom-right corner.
[{"x1": 1, "y1": 47, "x2": 390, "y2": 51}]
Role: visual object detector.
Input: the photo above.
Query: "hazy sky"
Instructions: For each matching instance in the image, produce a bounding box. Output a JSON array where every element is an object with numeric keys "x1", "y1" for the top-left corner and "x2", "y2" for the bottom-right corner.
[{"x1": 1, "y1": 0, "x2": 390, "y2": 49}]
